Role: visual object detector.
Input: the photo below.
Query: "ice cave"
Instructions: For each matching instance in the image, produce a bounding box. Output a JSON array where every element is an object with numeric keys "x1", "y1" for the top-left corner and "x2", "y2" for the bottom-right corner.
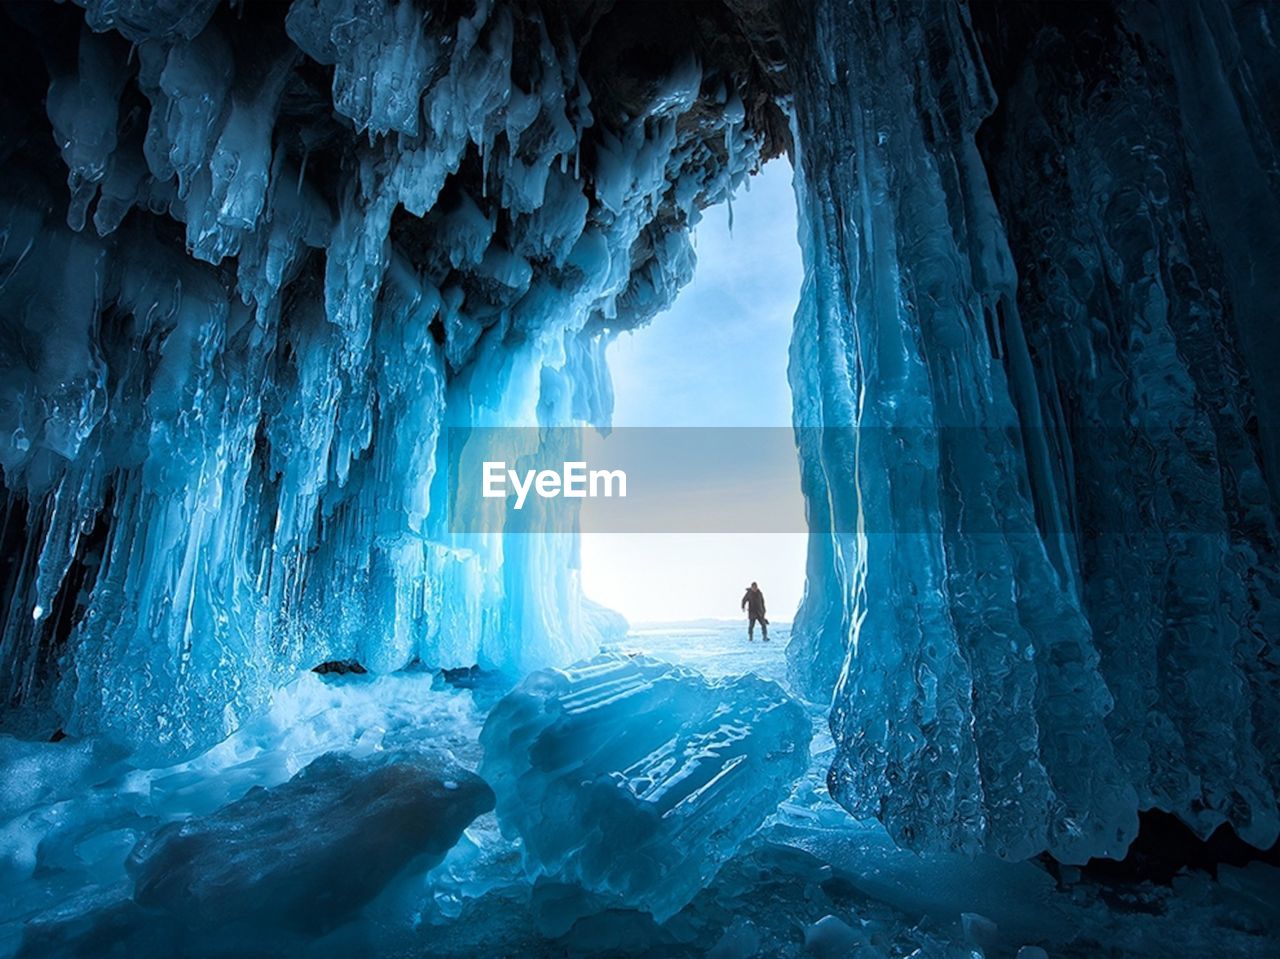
[{"x1": 1, "y1": 0, "x2": 1279, "y2": 956}]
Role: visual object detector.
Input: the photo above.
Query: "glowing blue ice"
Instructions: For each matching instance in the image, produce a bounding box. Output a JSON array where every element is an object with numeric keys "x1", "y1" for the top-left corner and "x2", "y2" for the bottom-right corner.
[
  {"x1": 784, "y1": 0, "x2": 1280, "y2": 862},
  {"x1": 478, "y1": 653, "x2": 810, "y2": 932},
  {"x1": 0, "y1": 0, "x2": 761, "y2": 759}
]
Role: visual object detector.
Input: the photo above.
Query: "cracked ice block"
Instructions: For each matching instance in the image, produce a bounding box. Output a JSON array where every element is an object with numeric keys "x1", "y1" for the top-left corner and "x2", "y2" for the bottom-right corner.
[{"x1": 478, "y1": 653, "x2": 810, "y2": 931}]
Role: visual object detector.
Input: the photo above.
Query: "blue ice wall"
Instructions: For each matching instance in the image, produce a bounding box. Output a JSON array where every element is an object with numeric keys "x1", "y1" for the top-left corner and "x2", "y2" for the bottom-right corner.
[
  {"x1": 0, "y1": 0, "x2": 771, "y2": 757},
  {"x1": 784, "y1": 0, "x2": 1280, "y2": 862},
  {"x1": 985, "y1": 0, "x2": 1280, "y2": 851}
]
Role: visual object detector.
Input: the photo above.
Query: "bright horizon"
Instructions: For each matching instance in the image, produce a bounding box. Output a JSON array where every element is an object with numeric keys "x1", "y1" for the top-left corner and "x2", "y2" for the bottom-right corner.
[{"x1": 580, "y1": 159, "x2": 807, "y2": 625}]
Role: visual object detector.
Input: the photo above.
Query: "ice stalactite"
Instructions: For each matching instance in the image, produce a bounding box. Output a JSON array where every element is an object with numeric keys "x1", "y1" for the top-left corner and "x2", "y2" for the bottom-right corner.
[
  {"x1": 784, "y1": 0, "x2": 1280, "y2": 862},
  {"x1": 0, "y1": 0, "x2": 780, "y2": 758}
]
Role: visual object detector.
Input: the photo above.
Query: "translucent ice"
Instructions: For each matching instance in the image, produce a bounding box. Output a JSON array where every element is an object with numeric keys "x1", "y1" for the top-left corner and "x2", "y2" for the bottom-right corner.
[
  {"x1": 2, "y1": 672, "x2": 493, "y2": 956},
  {"x1": 478, "y1": 653, "x2": 810, "y2": 932}
]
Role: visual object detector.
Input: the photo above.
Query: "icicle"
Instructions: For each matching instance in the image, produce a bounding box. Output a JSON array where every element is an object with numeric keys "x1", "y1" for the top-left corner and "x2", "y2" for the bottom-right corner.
[{"x1": 723, "y1": 91, "x2": 745, "y2": 234}]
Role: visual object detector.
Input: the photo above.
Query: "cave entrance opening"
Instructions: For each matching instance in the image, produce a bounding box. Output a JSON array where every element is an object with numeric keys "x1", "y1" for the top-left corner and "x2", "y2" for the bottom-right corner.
[{"x1": 579, "y1": 158, "x2": 806, "y2": 683}]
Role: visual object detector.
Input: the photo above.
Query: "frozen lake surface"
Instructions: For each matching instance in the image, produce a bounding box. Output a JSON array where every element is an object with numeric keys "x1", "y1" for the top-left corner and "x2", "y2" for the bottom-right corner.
[{"x1": 607, "y1": 620, "x2": 793, "y2": 687}]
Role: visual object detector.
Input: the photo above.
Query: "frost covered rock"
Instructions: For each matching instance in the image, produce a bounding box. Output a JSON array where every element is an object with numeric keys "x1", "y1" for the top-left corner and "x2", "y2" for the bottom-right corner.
[
  {"x1": 127, "y1": 750, "x2": 493, "y2": 933},
  {"x1": 478, "y1": 653, "x2": 809, "y2": 931}
]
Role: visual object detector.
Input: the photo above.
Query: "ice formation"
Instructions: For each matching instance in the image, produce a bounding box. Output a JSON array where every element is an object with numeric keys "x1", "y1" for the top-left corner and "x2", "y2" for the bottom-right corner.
[
  {"x1": 0, "y1": 0, "x2": 1277, "y2": 892},
  {"x1": 478, "y1": 653, "x2": 810, "y2": 931},
  {"x1": 783, "y1": 0, "x2": 1280, "y2": 863},
  {"x1": 129, "y1": 750, "x2": 493, "y2": 935},
  {"x1": 0, "y1": 0, "x2": 777, "y2": 758}
]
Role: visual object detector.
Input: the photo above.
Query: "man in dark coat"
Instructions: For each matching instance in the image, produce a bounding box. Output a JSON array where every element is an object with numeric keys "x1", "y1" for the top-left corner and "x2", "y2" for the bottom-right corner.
[{"x1": 741, "y1": 582, "x2": 768, "y2": 642}]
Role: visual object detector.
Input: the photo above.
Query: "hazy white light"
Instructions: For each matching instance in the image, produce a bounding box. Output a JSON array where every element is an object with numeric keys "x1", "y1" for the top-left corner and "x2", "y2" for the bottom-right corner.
[
  {"x1": 585, "y1": 159, "x2": 805, "y2": 623},
  {"x1": 581, "y1": 532, "x2": 806, "y2": 624}
]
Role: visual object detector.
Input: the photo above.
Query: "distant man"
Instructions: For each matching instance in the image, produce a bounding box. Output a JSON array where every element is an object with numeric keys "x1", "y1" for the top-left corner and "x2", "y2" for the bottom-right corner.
[{"x1": 741, "y1": 582, "x2": 768, "y2": 642}]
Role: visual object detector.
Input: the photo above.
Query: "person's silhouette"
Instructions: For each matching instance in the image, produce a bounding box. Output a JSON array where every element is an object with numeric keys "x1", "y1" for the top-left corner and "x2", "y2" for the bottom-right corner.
[{"x1": 741, "y1": 582, "x2": 768, "y2": 642}]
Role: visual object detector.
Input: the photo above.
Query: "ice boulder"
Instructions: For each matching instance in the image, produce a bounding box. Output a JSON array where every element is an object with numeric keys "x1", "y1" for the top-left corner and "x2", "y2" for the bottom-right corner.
[
  {"x1": 479, "y1": 653, "x2": 810, "y2": 931},
  {"x1": 127, "y1": 750, "x2": 493, "y2": 935}
]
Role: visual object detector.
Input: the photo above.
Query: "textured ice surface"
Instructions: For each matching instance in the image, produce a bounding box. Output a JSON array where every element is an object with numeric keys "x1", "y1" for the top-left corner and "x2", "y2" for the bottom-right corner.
[
  {"x1": 479, "y1": 653, "x2": 810, "y2": 931},
  {"x1": 782, "y1": 0, "x2": 1280, "y2": 861},
  {"x1": 128, "y1": 750, "x2": 493, "y2": 934},
  {"x1": 982, "y1": 0, "x2": 1280, "y2": 852},
  {"x1": 0, "y1": 673, "x2": 484, "y2": 926},
  {"x1": 1, "y1": 670, "x2": 492, "y2": 957}
]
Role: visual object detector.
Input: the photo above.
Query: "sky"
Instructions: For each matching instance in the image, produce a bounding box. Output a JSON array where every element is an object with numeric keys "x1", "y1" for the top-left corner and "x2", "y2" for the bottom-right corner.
[{"x1": 579, "y1": 159, "x2": 808, "y2": 624}]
